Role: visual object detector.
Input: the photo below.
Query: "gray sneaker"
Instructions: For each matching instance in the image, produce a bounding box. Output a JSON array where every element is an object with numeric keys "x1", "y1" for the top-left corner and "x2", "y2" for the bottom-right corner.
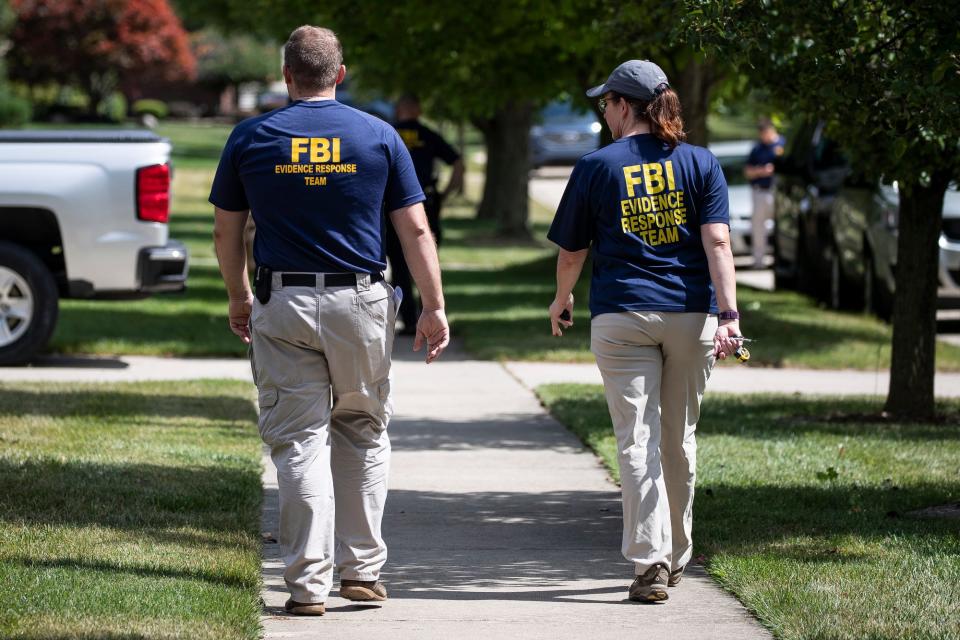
[
  {"x1": 339, "y1": 579, "x2": 388, "y2": 602},
  {"x1": 629, "y1": 564, "x2": 669, "y2": 602},
  {"x1": 668, "y1": 565, "x2": 684, "y2": 587}
]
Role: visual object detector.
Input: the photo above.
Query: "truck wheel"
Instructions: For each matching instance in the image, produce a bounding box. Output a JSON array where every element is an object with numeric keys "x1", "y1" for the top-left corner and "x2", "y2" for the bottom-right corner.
[{"x1": 0, "y1": 242, "x2": 59, "y2": 365}]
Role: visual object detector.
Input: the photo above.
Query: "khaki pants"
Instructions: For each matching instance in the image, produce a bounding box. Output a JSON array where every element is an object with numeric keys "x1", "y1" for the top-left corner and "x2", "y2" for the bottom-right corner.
[
  {"x1": 250, "y1": 273, "x2": 396, "y2": 603},
  {"x1": 591, "y1": 311, "x2": 716, "y2": 575},
  {"x1": 751, "y1": 186, "x2": 775, "y2": 266}
]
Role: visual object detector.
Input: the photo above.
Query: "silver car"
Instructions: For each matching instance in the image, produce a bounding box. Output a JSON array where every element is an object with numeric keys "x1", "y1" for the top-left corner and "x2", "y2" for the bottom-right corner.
[{"x1": 529, "y1": 101, "x2": 601, "y2": 168}]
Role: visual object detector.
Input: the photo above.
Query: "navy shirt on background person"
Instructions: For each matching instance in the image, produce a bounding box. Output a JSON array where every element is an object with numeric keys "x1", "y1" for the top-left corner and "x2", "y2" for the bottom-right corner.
[
  {"x1": 209, "y1": 100, "x2": 424, "y2": 273},
  {"x1": 393, "y1": 119, "x2": 460, "y2": 189},
  {"x1": 746, "y1": 135, "x2": 785, "y2": 189},
  {"x1": 547, "y1": 133, "x2": 729, "y2": 317}
]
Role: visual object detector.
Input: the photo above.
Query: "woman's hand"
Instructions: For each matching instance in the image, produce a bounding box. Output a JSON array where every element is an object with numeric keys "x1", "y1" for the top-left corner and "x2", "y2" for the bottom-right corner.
[
  {"x1": 713, "y1": 321, "x2": 742, "y2": 360},
  {"x1": 549, "y1": 294, "x2": 575, "y2": 336}
]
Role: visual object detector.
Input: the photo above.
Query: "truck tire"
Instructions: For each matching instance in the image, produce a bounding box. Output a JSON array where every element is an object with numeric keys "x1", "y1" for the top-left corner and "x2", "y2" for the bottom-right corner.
[{"x1": 0, "y1": 241, "x2": 59, "y2": 365}]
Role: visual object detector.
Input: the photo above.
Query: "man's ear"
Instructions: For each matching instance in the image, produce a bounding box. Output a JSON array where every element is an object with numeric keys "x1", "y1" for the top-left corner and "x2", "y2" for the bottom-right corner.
[
  {"x1": 282, "y1": 65, "x2": 293, "y2": 85},
  {"x1": 336, "y1": 65, "x2": 346, "y2": 85}
]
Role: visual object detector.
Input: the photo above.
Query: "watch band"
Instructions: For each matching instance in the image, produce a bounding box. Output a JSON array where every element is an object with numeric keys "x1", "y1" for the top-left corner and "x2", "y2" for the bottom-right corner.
[{"x1": 718, "y1": 310, "x2": 740, "y2": 320}]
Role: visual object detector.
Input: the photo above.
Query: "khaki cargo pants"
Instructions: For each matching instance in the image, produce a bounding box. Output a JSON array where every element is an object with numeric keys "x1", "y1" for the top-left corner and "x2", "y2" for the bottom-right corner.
[
  {"x1": 250, "y1": 273, "x2": 396, "y2": 604},
  {"x1": 591, "y1": 311, "x2": 717, "y2": 576}
]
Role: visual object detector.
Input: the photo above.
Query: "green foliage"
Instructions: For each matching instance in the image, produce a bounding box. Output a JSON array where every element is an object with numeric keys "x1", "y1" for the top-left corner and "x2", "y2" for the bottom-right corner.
[
  {"x1": 686, "y1": 0, "x2": 960, "y2": 186},
  {"x1": 133, "y1": 98, "x2": 170, "y2": 119},
  {"x1": 0, "y1": 87, "x2": 31, "y2": 127},
  {"x1": 192, "y1": 28, "x2": 281, "y2": 87}
]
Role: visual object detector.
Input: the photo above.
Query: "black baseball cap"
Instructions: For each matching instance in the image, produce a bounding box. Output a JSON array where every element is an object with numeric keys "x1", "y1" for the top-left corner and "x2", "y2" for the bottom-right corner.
[{"x1": 586, "y1": 60, "x2": 670, "y2": 102}]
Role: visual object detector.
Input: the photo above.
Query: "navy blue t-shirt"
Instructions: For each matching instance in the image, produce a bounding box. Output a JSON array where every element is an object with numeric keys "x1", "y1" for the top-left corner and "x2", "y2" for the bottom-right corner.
[
  {"x1": 746, "y1": 135, "x2": 785, "y2": 189},
  {"x1": 393, "y1": 119, "x2": 460, "y2": 189},
  {"x1": 547, "y1": 134, "x2": 729, "y2": 317},
  {"x1": 209, "y1": 100, "x2": 424, "y2": 273}
]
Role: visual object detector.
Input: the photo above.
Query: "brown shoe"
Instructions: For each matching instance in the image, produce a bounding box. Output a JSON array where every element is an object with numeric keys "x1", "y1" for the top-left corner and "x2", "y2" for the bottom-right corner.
[
  {"x1": 284, "y1": 599, "x2": 325, "y2": 615},
  {"x1": 668, "y1": 565, "x2": 685, "y2": 587},
  {"x1": 629, "y1": 564, "x2": 669, "y2": 602},
  {"x1": 339, "y1": 579, "x2": 388, "y2": 602}
]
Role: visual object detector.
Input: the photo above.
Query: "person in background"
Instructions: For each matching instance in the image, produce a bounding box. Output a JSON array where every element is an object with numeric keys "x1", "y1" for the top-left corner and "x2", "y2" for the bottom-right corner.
[
  {"x1": 547, "y1": 59, "x2": 742, "y2": 603},
  {"x1": 744, "y1": 118, "x2": 785, "y2": 269},
  {"x1": 388, "y1": 95, "x2": 464, "y2": 334}
]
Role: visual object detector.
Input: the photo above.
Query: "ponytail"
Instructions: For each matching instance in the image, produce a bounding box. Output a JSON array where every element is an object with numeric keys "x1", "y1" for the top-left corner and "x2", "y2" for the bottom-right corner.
[{"x1": 624, "y1": 86, "x2": 686, "y2": 149}]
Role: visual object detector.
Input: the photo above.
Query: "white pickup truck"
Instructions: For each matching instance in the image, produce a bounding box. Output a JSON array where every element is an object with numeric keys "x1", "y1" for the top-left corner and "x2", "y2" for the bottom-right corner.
[{"x1": 0, "y1": 130, "x2": 189, "y2": 364}]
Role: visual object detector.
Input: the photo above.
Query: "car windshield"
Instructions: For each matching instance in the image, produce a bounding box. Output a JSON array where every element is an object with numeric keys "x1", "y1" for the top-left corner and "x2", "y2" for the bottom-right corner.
[{"x1": 537, "y1": 101, "x2": 595, "y2": 124}]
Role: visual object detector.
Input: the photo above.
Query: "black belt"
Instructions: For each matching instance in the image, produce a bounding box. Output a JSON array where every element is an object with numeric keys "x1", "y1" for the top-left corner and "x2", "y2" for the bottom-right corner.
[{"x1": 280, "y1": 272, "x2": 384, "y2": 288}]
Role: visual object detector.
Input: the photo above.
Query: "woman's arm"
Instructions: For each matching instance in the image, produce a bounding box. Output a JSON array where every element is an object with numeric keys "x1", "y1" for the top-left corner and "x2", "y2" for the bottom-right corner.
[{"x1": 702, "y1": 222, "x2": 741, "y2": 360}]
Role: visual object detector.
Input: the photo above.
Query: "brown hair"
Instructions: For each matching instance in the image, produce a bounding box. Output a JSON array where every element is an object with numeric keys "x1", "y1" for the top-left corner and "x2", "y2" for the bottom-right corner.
[
  {"x1": 283, "y1": 26, "x2": 343, "y2": 93},
  {"x1": 615, "y1": 87, "x2": 686, "y2": 149}
]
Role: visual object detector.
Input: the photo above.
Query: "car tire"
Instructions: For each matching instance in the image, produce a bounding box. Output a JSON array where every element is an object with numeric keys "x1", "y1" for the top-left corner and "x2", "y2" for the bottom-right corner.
[
  {"x1": 864, "y1": 248, "x2": 893, "y2": 322},
  {"x1": 828, "y1": 243, "x2": 863, "y2": 310},
  {"x1": 0, "y1": 241, "x2": 59, "y2": 365}
]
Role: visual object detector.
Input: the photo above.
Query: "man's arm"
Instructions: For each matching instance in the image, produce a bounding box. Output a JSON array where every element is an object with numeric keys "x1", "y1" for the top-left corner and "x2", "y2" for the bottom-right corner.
[
  {"x1": 549, "y1": 248, "x2": 588, "y2": 336},
  {"x1": 389, "y1": 202, "x2": 449, "y2": 363},
  {"x1": 213, "y1": 207, "x2": 253, "y2": 344},
  {"x1": 701, "y1": 222, "x2": 741, "y2": 359},
  {"x1": 443, "y1": 158, "x2": 465, "y2": 199}
]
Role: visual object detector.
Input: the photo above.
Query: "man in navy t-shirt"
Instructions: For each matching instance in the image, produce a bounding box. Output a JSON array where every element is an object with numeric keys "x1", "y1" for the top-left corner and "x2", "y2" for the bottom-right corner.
[
  {"x1": 744, "y1": 118, "x2": 785, "y2": 268},
  {"x1": 210, "y1": 25, "x2": 449, "y2": 615},
  {"x1": 387, "y1": 95, "x2": 464, "y2": 333}
]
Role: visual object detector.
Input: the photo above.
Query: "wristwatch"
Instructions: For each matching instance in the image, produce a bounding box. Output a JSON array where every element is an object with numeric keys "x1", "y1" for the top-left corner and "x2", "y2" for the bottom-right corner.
[{"x1": 718, "y1": 310, "x2": 740, "y2": 320}]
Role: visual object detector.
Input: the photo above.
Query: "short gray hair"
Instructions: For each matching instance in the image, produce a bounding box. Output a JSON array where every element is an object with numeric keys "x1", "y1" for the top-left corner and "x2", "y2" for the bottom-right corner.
[{"x1": 283, "y1": 26, "x2": 343, "y2": 93}]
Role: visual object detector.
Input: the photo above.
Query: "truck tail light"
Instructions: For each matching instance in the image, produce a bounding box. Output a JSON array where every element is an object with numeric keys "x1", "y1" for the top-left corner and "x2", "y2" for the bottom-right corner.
[{"x1": 136, "y1": 164, "x2": 170, "y2": 223}]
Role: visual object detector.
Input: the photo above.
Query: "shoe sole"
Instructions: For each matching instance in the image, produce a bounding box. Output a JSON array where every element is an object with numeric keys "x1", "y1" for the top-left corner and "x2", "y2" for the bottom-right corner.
[
  {"x1": 339, "y1": 585, "x2": 387, "y2": 602},
  {"x1": 630, "y1": 588, "x2": 669, "y2": 602},
  {"x1": 285, "y1": 604, "x2": 325, "y2": 616}
]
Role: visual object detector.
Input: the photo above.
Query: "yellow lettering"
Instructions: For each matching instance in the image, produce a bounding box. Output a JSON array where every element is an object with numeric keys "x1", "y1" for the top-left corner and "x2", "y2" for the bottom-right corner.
[
  {"x1": 630, "y1": 216, "x2": 640, "y2": 232},
  {"x1": 665, "y1": 226, "x2": 679, "y2": 243},
  {"x1": 621, "y1": 218, "x2": 631, "y2": 233},
  {"x1": 665, "y1": 160, "x2": 675, "y2": 190},
  {"x1": 621, "y1": 200, "x2": 632, "y2": 217},
  {"x1": 310, "y1": 138, "x2": 330, "y2": 163},
  {"x1": 643, "y1": 162, "x2": 665, "y2": 195},
  {"x1": 623, "y1": 165, "x2": 643, "y2": 198},
  {"x1": 291, "y1": 138, "x2": 309, "y2": 162},
  {"x1": 332, "y1": 138, "x2": 341, "y2": 162}
]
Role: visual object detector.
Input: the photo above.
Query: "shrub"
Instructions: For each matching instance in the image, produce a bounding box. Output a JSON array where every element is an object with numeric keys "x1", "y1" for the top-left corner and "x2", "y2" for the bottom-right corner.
[
  {"x1": 0, "y1": 89, "x2": 32, "y2": 127},
  {"x1": 133, "y1": 99, "x2": 170, "y2": 120}
]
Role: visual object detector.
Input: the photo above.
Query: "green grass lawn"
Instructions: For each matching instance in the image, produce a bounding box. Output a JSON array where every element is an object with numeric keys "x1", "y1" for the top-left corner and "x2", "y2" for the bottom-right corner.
[
  {"x1": 0, "y1": 380, "x2": 263, "y2": 640},
  {"x1": 538, "y1": 384, "x2": 960, "y2": 640}
]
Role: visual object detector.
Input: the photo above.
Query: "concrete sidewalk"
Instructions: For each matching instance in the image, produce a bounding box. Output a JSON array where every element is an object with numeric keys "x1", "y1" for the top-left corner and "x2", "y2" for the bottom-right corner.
[{"x1": 261, "y1": 339, "x2": 769, "y2": 639}]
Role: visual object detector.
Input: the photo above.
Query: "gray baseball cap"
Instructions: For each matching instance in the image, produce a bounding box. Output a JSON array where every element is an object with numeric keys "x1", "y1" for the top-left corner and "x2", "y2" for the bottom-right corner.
[{"x1": 586, "y1": 60, "x2": 670, "y2": 102}]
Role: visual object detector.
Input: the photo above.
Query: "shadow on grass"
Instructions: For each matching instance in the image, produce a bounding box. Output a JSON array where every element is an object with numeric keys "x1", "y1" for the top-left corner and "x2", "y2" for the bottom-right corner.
[
  {"x1": 0, "y1": 386, "x2": 256, "y2": 421},
  {"x1": 6, "y1": 555, "x2": 257, "y2": 590},
  {"x1": 0, "y1": 457, "x2": 261, "y2": 535}
]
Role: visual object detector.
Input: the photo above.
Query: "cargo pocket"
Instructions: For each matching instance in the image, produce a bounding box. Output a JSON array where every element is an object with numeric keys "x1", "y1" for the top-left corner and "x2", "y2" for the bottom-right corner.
[
  {"x1": 257, "y1": 386, "x2": 279, "y2": 443},
  {"x1": 355, "y1": 286, "x2": 390, "y2": 343}
]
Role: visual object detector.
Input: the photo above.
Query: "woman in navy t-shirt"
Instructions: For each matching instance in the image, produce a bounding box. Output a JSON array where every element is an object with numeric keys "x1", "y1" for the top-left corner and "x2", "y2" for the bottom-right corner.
[{"x1": 547, "y1": 60, "x2": 742, "y2": 603}]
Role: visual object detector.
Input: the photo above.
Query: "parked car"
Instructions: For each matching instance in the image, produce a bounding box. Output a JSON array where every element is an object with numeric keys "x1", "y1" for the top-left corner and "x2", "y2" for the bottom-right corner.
[
  {"x1": 0, "y1": 130, "x2": 188, "y2": 364},
  {"x1": 529, "y1": 101, "x2": 601, "y2": 168},
  {"x1": 772, "y1": 120, "x2": 960, "y2": 317},
  {"x1": 708, "y1": 140, "x2": 771, "y2": 256}
]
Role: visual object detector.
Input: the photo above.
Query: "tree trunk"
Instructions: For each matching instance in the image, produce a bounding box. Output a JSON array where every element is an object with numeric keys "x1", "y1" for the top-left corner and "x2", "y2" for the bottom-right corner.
[
  {"x1": 884, "y1": 170, "x2": 950, "y2": 420},
  {"x1": 672, "y1": 59, "x2": 714, "y2": 147},
  {"x1": 474, "y1": 101, "x2": 534, "y2": 238}
]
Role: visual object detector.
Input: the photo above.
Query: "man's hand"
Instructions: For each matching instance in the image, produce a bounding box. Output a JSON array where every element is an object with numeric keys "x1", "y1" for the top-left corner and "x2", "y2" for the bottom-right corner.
[
  {"x1": 414, "y1": 308, "x2": 450, "y2": 363},
  {"x1": 549, "y1": 293, "x2": 575, "y2": 336},
  {"x1": 228, "y1": 294, "x2": 254, "y2": 344},
  {"x1": 713, "y1": 321, "x2": 742, "y2": 360}
]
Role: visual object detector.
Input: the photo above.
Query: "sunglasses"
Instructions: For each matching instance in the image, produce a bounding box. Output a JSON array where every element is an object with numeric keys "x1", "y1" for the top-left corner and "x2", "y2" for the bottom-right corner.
[{"x1": 598, "y1": 95, "x2": 618, "y2": 115}]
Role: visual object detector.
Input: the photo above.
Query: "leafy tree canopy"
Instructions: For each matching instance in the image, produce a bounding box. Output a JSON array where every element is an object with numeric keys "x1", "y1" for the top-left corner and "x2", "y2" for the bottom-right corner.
[{"x1": 687, "y1": 0, "x2": 960, "y2": 187}]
